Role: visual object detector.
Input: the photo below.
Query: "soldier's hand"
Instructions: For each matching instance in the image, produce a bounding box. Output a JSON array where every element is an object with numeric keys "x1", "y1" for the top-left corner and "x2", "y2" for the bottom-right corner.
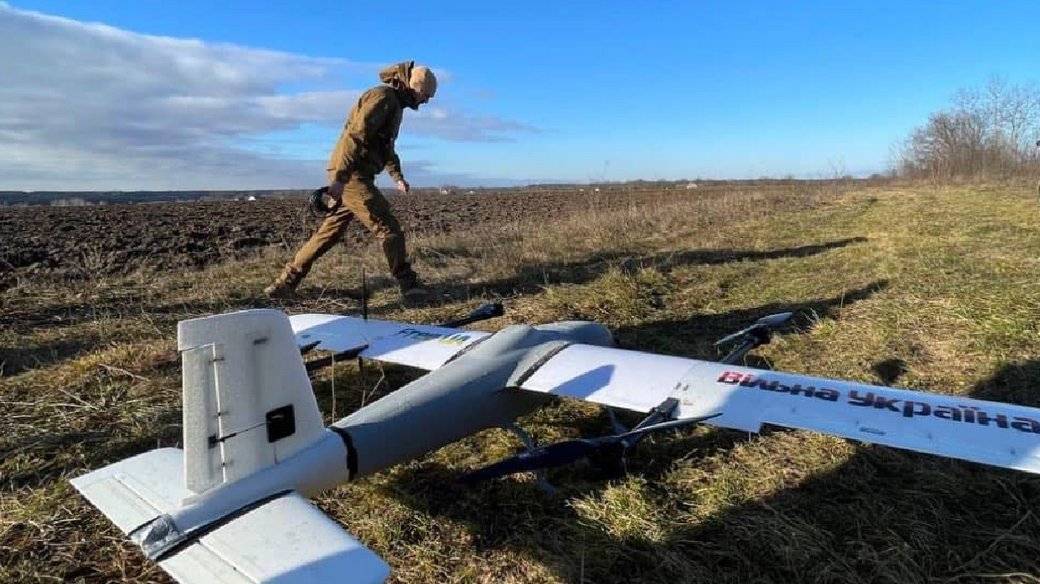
[
  {"x1": 396, "y1": 179, "x2": 410, "y2": 193},
  {"x1": 328, "y1": 180, "x2": 345, "y2": 199}
]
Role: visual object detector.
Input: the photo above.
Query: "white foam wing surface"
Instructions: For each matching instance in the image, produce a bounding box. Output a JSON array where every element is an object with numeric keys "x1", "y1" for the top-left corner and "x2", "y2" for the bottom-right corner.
[
  {"x1": 517, "y1": 345, "x2": 1040, "y2": 475},
  {"x1": 289, "y1": 314, "x2": 489, "y2": 371},
  {"x1": 71, "y1": 448, "x2": 389, "y2": 584}
]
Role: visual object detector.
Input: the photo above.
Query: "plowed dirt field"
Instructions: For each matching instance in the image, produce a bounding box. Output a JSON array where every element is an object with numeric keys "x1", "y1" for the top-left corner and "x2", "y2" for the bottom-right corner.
[{"x1": 0, "y1": 189, "x2": 667, "y2": 280}]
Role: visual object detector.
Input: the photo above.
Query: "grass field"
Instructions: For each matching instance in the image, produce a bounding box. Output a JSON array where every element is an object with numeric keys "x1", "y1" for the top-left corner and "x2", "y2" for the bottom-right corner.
[{"x1": 3, "y1": 182, "x2": 1040, "y2": 583}]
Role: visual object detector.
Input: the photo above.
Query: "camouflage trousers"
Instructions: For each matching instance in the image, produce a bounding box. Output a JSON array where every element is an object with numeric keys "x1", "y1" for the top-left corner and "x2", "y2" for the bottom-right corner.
[{"x1": 286, "y1": 175, "x2": 417, "y2": 288}]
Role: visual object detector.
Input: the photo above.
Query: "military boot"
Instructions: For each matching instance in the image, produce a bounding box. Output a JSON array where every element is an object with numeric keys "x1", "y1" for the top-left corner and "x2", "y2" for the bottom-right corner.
[
  {"x1": 263, "y1": 265, "x2": 305, "y2": 299},
  {"x1": 398, "y1": 277, "x2": 433, "y2": 306}
]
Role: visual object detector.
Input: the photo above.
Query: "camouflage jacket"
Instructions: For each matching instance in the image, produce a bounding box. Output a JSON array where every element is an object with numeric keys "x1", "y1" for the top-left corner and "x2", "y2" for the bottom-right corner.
[{"x1": 327, "y1": 62, "x2": 418, "y2": 183}]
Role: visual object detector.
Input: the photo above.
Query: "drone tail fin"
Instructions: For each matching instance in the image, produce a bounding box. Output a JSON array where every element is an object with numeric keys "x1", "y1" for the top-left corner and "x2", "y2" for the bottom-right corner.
[{"x1": 177, "y1": 309, "x2": 326, "y2": 495}]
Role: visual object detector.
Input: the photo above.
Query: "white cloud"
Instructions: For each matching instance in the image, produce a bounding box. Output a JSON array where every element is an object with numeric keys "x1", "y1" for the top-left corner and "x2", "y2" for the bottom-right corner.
[
  {"x1": 407, "y1": 107, "x2": 537, "y2": 142},
  {"x1": 0, "y1": 5, "x2": 532, "y2": 190}
]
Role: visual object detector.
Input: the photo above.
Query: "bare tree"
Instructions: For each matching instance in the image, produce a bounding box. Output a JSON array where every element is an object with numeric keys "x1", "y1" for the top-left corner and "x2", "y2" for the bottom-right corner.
[{"x1": 898, "y1": 78, "x2": 1040, "y2": 180}]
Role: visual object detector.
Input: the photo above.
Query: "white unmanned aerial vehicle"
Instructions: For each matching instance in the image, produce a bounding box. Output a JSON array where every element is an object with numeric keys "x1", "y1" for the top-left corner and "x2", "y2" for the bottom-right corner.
[{"x1": 73, "y1": 305, "x2": 1040, "y2": 583}]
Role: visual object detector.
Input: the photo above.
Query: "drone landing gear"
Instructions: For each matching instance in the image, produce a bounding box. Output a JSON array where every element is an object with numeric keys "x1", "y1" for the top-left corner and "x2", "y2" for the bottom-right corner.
[
  {"x1": 605, "y1": 408, "x2": 628, "y2": 435},
  {"x1": 506, "y1": 423, "x2": 556, "y2": 495}
]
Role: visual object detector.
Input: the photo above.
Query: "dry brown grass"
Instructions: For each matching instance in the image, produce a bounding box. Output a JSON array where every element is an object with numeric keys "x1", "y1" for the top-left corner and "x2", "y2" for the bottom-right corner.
[{"x1": 3, "y1": 182, "x2": 1040, "y2": 583}]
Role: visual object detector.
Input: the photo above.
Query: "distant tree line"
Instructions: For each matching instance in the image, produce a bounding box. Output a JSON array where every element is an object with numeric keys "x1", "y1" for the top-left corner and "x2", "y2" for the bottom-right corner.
[
  {"x1": 0, "y1": 190, "x2": 309, "y2": 206},
  {"x1": 897, "y1": 78, "x2": 1040, "y2": 180}
]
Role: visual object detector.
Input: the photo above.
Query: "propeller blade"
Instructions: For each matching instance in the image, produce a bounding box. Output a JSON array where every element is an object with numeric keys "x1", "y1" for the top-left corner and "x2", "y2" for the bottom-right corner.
[
  {"x1": 715, "y1": 311, "x2": 794, "y2": 347},
  {"x1": 439, "y1": 302, "x2": 505, "y2": 328},
  {"x1": 621, "y1": 413, "x2": 722, "y2": 439},
  {"x1": 621, "y1": 413, "x2": 722, "y2": 447}
]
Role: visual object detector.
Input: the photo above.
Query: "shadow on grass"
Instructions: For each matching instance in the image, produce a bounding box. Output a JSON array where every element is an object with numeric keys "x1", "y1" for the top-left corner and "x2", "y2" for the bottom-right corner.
[
  {"x1": 283, "y1": 236, "x2": 870, "y2": 313},
  {"x1": 0, "y1": 339, "x2": 100, "y2": 377},
  {"x1": 428, "y1": 236, "x2": 870, "y2": 304},
  {"x1": 613, "y1": 279, "x2": 888, "y2": 367},
  {"x1": 0, "y1": 237, "x2": 867, "y2": 334}
]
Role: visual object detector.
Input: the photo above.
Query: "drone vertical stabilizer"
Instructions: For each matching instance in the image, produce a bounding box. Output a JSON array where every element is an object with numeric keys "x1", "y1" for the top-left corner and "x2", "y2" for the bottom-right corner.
[{"x1": 178, "y1": 309, "x2": 326, "y2": 495}]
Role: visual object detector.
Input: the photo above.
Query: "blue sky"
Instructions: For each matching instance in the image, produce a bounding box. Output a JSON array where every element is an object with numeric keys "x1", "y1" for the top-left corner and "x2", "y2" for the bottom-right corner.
[{"x1": 3, "y1": 1, "x2": 1039, "y2": 188}]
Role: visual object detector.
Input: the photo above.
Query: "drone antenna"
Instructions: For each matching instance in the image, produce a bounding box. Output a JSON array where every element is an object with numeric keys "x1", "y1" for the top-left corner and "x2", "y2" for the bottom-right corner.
[{"x1": 361, "y1": 266, "x2": 368, "y2": 321}]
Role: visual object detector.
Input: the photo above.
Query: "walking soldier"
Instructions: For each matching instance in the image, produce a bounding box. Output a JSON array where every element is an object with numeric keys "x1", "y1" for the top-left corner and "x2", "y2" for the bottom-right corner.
[{"x1": 265, "y1": 61, "x2": 437, "y2": 301}]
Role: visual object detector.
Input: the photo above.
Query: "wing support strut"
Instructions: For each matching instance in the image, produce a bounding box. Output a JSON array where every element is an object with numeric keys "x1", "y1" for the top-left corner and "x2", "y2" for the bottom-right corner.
[
  {"x1": 305, "y1": 345, "x2": 368, "y2": 374},
  {"x1": 505, "y1": 423, "x2": 556, "y2": 495}
]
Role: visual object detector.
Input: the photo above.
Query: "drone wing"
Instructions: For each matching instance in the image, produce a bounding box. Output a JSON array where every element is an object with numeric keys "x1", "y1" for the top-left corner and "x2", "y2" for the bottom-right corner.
[
  {"x1": 290, "y1": 314, "x2": 488, "y2": 371},
  {"x1": 71, "y1": 449, "x2": 389, "y2": 584},
  {"x1": 513, "y1": 344, "x2": 1040, "y2": 475}
]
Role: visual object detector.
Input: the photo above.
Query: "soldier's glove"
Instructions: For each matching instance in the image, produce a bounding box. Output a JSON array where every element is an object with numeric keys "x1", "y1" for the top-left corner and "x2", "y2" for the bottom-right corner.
[{"x1": 308, "y1": 186, "x2": 340, "y2": 217}]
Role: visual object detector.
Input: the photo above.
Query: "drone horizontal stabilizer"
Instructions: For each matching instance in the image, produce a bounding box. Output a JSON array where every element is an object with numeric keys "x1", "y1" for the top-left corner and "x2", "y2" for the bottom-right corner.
[
  {"x1": 515, "y1": 344, "x2": 1040, "y2": 475},
  {"x1": 289, "y1": 314, "x2": 489, "y2": 371},
  {"x1": 71, "y1": 448, "x2": 389, "y2": 584}
]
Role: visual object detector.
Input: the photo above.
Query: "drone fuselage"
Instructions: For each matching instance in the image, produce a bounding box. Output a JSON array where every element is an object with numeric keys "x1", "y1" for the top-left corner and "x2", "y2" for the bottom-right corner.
[{"x1": 334, "y1": 320, "x2": 614, "y2": 478}]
